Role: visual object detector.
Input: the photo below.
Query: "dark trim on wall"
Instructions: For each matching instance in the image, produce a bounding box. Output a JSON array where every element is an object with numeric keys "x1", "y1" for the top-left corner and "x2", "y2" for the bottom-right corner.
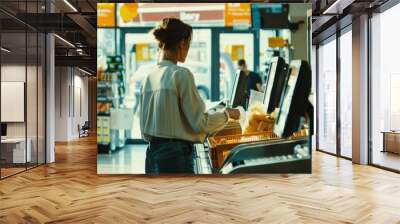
[
  {"x1": 37, "y1": 13, "x2": 39, "y2": 167},
  {"x1": 59, "y1": 67, "x2": 62, "y2": 117},
  {"x1": 72, "y1": 68, "x2": 75, "y2": 118},
  {"x1": 68, "y1": 85, "x2": 71, "y2": 117},
  {"x1": 44, "y1": 32, "x2": 47, "y2": 165},
  {"x1": 336, "y1": 29, "x2": 341, "y2": 157},
  {"x1": 315, "y1": 44, "x2": 319, "y2": 151},
  {"x1": 367, "y1": 11, "x2": 373, "y2": 165},
  {"x1": 25, "y1": 5, "x2": 28, "y2": 171}
]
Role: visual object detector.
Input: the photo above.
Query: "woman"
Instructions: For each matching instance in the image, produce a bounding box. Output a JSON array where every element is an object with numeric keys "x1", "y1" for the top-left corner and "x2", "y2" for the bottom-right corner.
[{"x1": 140, "y1": 18, "x2": 240, "y2": 174}]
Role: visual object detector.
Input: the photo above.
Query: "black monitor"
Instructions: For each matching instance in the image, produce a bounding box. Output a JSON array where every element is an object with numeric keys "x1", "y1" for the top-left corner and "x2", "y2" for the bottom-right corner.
[
  {"x1": 252, "y1": 4, "x2": 289, "y2": 29},
  {"x1": 1, "y1": 123, "x2": 7, "y2": 137},
  {"x1": 230, "y1": 70, "x2": 248, "y2": 108},
  {"x1": 274, "y1": 60, "x2": 311, "y2": 138},
  {"x1": 263, "y1": 57, "x2": 289, "y2": 114}
]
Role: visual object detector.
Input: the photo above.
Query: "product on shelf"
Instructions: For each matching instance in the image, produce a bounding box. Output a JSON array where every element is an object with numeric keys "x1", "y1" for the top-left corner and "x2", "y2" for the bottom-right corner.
[
  {"x1": 97, "y1": 103, "x2": 112, "y2": 114},
  {"x1": 97, "y1": 55, "x2": 127, "y2": 152}
]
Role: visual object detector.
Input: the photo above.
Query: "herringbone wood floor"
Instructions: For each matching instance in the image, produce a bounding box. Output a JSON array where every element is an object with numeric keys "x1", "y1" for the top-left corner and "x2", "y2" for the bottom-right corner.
[{"x1": 1, "y1": 136, "x2": 400, "y2": 224}]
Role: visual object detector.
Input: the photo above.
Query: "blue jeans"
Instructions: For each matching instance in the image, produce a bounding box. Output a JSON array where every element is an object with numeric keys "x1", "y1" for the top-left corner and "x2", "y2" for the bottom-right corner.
[{"x1": 145, "y1": 141, "x2": 194, "y2": 174}]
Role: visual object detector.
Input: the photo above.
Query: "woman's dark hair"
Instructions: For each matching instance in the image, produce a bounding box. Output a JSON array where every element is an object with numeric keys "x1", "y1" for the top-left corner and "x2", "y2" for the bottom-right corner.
[{"x1": 152, "y1": 18, "x2": 193, "y2": 50}]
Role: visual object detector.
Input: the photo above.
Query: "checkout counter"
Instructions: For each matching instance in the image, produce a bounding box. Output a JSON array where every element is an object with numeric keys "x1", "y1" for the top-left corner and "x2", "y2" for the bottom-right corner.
[{"x1": 194, "y1": 57, "x2": 312, "y2": 174}]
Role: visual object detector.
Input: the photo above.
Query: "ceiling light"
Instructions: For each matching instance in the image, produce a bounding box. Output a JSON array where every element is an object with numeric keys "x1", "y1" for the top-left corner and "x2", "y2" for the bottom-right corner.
[
  {"x1": 1, "y1": 47, "x2": 11, "y2": 53},
  {"x1": 63, "y1": 0, "x2": 78, "y2": 12},
  {"x1": 54, "y1": 34, "x2": 75, "y2": 48}
]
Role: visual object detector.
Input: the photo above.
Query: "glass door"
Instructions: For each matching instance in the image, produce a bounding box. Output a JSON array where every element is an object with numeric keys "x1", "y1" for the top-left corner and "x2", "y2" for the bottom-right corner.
[
  {"x1": 370, "y1": 4, "x2": 400, "y2": 171},
  {"x1": 339, "y1": 28, "x2": 352, "y2": 158},
  {"x1": 317, "y1": 37, "x2": 337, "y2": 155},
  {"x1": 1, "y1": 32, "x2": 28, "y2": 178}
]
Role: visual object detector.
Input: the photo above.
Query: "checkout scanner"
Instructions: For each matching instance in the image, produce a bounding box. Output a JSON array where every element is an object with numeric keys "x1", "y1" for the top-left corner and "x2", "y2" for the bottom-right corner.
[
  {"x1": 230, "y1": 70, "x2": 249, "y2": 109},
  {"x1": 194, "y1": 58, "x2": 313, "y2": 174},
  {"x1": 217, "y1": 60, "x2": 312, "y2": 174},
  {"x1": 263, "y1": 57, "x2": 289, "y2": 114}
]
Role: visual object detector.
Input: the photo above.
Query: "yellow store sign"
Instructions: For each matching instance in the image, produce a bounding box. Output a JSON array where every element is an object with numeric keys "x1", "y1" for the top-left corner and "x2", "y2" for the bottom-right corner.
[
  {"x1": 120, "y1": 3, "x2": 139, "y2": 23},
  {"x1": 136, "y1": 44, "x2": 150, "y2": 61},
  {"x1": 224, "y1": 3, "x2": 251, "y2": 27},
  {"x1": 231, "y1": 45, "x2": 245, "y2": 61},
  {"x1": 268, "y1": 37, "x2": 286, "y2": 48},
  {"x1": 97, "y1": 3, "x2": 116, "y2": 27}
]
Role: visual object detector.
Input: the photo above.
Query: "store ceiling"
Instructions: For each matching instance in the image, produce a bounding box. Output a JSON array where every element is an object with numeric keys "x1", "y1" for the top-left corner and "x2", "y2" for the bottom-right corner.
[
  {"x1": 311, "y1": 0, "x2": 389, "y2": 44},
  {"x1": 0, "y1": 0, "x2": 96, "y2": 74}
]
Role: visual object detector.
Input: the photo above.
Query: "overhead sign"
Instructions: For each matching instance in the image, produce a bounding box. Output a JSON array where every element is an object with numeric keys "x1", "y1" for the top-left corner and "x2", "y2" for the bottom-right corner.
[
  {"x1": 97, "y1": 3, "x2": 116, "y2": 27},
  {"x1": 224, "y1": 3, "x2": 251, "y2": 27},
  {"x1": 180, "y1": 12, "x2": 200, "y2": 23},
  {"x1": 119, "y1": 3, "x2": 138, "y2": 23},
  {"x1": 135, "y1": 43, "x2": 150, "y2": 61},
  {"x1": 268, "y1": 37, "x2": 286, "y2": 48},
  {"x1": 231, "y1": 45, "x2": 245, "y2": 61}
]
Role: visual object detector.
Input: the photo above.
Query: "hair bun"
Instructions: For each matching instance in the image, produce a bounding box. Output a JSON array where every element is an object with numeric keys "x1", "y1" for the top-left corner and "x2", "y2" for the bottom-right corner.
[
  {"x1": 153, "y1": 27, "x2": 167, "y2": 42},
  {"x1": 151, "y1": 18, "x2": 192, "y2": 50}
]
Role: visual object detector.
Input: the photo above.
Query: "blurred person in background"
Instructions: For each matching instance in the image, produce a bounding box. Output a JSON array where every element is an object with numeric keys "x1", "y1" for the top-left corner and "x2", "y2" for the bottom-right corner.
[{"x1": 237, "y1": 59, "x2": 262, "y2": 93}]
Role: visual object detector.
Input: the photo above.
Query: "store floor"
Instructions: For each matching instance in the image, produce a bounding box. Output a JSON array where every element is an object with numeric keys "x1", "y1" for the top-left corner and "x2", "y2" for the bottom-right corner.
[
  {"x1": 97, "y1": 144, "x2": 147, "y2": 174},
  {"x1": 372, "y1": 150, "x2": 400, "y2": 171},
  {"x1": 1, "y1": 136, "x2": 400, "y2": 223}
]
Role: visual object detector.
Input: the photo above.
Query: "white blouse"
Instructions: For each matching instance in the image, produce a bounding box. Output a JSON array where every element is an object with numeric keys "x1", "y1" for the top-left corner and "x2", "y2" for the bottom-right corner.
[{"x1": 139, "y1": 60, "x2": 228, "y2": 143}]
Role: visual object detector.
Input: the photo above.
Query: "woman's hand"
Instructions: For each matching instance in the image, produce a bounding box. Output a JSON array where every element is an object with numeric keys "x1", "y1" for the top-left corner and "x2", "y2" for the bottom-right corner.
[{"x1": 225, "y1": 108, "x2": 240, "y2": 120}]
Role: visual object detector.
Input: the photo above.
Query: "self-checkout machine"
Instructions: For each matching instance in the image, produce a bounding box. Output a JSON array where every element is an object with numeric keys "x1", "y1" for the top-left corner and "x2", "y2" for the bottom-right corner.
[
  {"x1": 194, "y1": 4, "x2": 313, "y2": 174},
  {"x1": 194, "y1": 58, "x2": 312, "y2": 174}
]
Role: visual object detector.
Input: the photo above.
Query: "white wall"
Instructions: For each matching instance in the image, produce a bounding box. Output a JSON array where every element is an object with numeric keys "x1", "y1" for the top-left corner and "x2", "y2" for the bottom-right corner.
[
  {"x1": 1, "y1": 63, "x2": 46, "y2": 164},
  {"x1": 1, "y1": 65, "x2": 29, "y2": 138},
  {"x1": 55, "y1": 67, "x2": 89, "y2": 141}
]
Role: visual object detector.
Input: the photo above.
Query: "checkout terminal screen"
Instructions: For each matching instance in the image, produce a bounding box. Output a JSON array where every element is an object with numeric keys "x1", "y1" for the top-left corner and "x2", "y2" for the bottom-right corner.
[
  {"x1": 263, "y1": 57, "x2": 287, "y2": 113},
  {"x1": 275, "y1": 63, "x2": 300, "y2": 137},
  {"x1": 230, "y1": 70, "x2": 248, "y2": 108},
  {"x1": 263, "y1": 61, "x2": 277, "y2": 111}
]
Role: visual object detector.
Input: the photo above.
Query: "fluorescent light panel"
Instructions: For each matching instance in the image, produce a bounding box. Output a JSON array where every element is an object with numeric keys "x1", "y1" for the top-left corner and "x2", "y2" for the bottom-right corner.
[
  {"x1": 63, "y1": 0, "x2": 78, "y2": 12},
  {"x1": 1, "y1": 47, "x2": 11, "y2": 53},
  {"x1": 54, "y1": 34, "x2": 75, "y2": 48}
]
